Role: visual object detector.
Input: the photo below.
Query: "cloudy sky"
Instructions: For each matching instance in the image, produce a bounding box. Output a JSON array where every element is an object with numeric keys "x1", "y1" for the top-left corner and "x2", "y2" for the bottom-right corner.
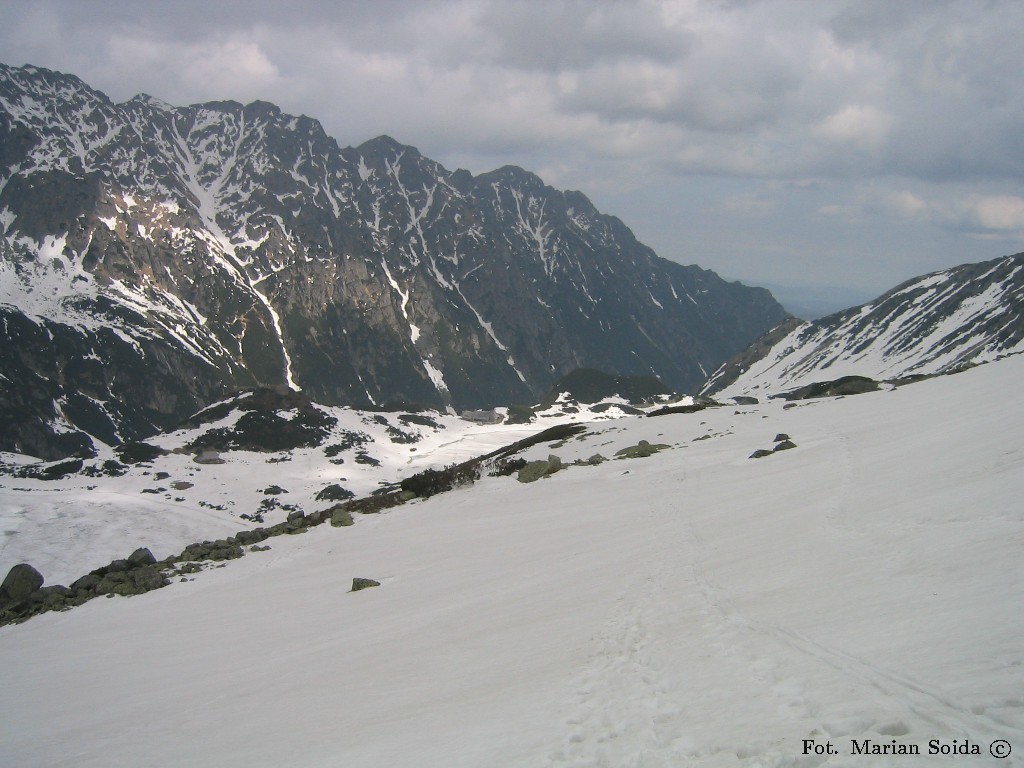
[{"x1": 3, "y1": 0, "x2": 1023, "y2": 309}]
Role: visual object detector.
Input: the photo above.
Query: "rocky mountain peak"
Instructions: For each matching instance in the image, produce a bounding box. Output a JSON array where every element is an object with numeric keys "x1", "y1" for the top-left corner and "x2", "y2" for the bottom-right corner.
[{"x1": 0, "y1": 61, "x2": 789, "y2": 459}]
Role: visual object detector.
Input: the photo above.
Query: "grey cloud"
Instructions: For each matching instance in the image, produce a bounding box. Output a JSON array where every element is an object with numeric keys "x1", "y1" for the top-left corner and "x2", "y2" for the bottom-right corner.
[{"x1": 1, "y1": 0, "x2": 1022, "y2": 294}]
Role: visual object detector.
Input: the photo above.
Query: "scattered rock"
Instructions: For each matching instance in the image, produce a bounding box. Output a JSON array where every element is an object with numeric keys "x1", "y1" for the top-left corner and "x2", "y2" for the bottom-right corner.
[
  {"x1": 749, "y1": 449, "x2": 774, "y2": 459},
  {"x1": 774, "y1": 433, "x2": 790, "y2": 442},
  {"x1": 316, "y1": 483, "x2": 355, "y2": 502},
  {"x1": 614, "y1": 439, "x2": 671, "y2": 459},
  {"x1": 333, "y1": 507, "x2": 358, "y2": 528},
  {"x1": 352, "y1": 578, "x2": 381, "y2": 592},
  {"x1": 773, "y1": 440, "x2": 797, "y2": 452},
  {"x1": 517, "y1": 455, "x2": 565, "y2": 483}
]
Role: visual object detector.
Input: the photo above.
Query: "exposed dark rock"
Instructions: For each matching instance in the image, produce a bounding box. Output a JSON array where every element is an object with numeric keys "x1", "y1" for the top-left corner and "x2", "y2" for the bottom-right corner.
[
  {"x1": 773, "y1": 440, "x2": 797, "y2": 452},
  {"x1": 482, "y1": 424, "x2": 588, "y2": 462},
  {"x1": 115, "y1": 442, "x2": 170, "y2": 465},
  {"x1": 186, "y1": 390, "x2": 338, "y2": 453},
  {"x1": 69, "y1": 573, "x2": 101, "y2": 593},
  {"x1": 127, "y1": 547, "x2": 157, "y2": 567},
  {"x1": 774, "y1": 434, "x2": 790, "y2": 442},
  {"x1": 749, "y1": 449, "x2": 774, "y2": 459},
  {"x1": 398, "y1": 413, "x2": 442, "y2": 429},
  {"x1": 1, "y1": 563, "x2": 44, "y2": 604},
  {"x1": 517, "y1": 456, "x2": 564, "y2": 483},
  {"x1": 316, "y1": 484, "x2": 355, "y2": 502},
  {"x1": 177, "y1": 541, "x2": 244, "y2": 563},
  {"x1": 351, "y1": 578, "x2": 381, "y2": 592},
  {"x1": 400, "y1": 462, "x2": 481, "y2": 498},
  {"x1": 504, "y1": 405, "x2": 535, "y2": 425},
  {"x1": 129, "y1": 566, "x2": 168, "y2": 592},
  {"x1": 12, "y1": 458, "x2": 85, "y2": 481},
  {"x1": 780, "y1": 376, "x2": 881, "y2": 401},
  {"x1": 29, "y1": 584, "x2": 74, "y2": 610},
  {"x1": 647, "y1": 403, "x2": 711, "y2": 417},
  {"x1": 614, "y1": 440, "x2": 671, "y2": 459},
  {"x1": 234, "y1": 529, "x2": 271, "y2": 546},
  {"x1": 329, "y1": 507, "x2": 355, "y2": 527}
]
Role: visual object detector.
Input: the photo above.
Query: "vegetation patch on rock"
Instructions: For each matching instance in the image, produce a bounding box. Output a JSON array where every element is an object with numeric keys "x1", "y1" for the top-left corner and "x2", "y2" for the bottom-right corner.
[{"x1": 614, "y1": 440, "x2": 671, "y2": 459}]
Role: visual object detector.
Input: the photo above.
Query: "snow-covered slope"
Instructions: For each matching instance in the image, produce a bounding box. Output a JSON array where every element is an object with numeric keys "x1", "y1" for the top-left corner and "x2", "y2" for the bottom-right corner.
[
  {"x1": 0, "y1": 389, "x2": 663, "y2": 585},
  {"x1": 706, "y1": 253, "x2": 1024, "y2": 399},
  {"x1": 1, "y1": 356, "x2": 1021, "y2": 766}
]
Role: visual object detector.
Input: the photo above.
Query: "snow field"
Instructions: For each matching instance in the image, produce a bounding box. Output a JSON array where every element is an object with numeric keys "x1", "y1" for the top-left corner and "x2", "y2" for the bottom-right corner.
[{"x1": 0, "y1": 356, "x2": 1022, "y2": 766}]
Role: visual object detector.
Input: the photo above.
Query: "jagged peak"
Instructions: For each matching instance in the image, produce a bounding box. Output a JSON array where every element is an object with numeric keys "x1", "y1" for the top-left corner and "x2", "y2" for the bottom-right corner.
[
  {"x1": 1, "y1": 62, "x2": 108, "y2": 102},
  {"x1": 127, "y1": 93, "x2": 175, "y2": 112},
  {"x1": 477, "y1": 164, "x2": 547, "y2": 190},
  {"x1": 243, "y1": 99, "x2": 282, "y2": 118},
  {"x1": 356, "y1": 134, "x2": 420, "y2": 157}
]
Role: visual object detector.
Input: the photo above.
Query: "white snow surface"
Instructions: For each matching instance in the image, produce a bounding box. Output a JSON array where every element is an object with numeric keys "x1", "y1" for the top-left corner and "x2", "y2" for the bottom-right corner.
[{"x1": 1, "y1": 357, "x2": 1023, "y2": 766}]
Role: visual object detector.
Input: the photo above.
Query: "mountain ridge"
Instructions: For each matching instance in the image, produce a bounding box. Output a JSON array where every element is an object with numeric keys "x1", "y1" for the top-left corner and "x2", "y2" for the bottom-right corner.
[
  {"x1": 704, "y1": 251, "x2": 1024, "y2": 398},
  {"x1": 0, "y1": 61, "x2": 788, "y2": 459}
]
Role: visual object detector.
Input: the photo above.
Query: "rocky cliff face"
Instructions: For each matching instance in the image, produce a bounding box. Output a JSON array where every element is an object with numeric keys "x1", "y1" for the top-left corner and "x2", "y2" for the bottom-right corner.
[{"x1": 0, "y1": 63, "x2": 788, "y2": 458}]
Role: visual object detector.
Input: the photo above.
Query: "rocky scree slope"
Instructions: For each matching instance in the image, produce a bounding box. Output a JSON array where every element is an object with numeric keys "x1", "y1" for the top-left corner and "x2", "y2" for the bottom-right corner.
[
  {"x1": 0, "y1": 63, "x2": 787, "y2": 459},
  {"x1": 704, "y1": 252, "x2": 1024, "y2": 399}
]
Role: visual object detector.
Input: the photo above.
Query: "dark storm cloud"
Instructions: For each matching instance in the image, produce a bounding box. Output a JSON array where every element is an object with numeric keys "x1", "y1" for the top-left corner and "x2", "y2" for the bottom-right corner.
[{"x1": 1, "y1": 0, "x2": 1022, "y2": 294}]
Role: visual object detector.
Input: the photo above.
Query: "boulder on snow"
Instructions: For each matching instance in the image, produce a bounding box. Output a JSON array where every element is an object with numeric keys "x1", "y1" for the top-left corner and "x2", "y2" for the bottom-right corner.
[
  {"x1": 128, "y1": 547, "x2": 157, "y2": 567},
  {"x1": 351, "y1": 578, "x2": 381, "y2": 592},
  {"x1": 614, "y1": 439, "x2": 671, "y2": 459},
  {"x1": 1, "y1": 563, "x2": 45, "y2": 604},
  {"x1": 517, "y1": 455, "x2": 565, "y2": 483}
]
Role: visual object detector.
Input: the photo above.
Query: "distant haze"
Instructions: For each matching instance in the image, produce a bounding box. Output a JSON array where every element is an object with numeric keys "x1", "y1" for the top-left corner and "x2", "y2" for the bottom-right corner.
[{"x1": 3, "y1": 0, "x2": 1023, "y2": 297}]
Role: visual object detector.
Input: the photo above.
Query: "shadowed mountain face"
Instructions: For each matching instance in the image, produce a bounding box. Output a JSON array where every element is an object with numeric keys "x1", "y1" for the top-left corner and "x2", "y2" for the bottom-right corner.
[{"x1": 0, "y1": 63, "x2": 788, "y2": 458}]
